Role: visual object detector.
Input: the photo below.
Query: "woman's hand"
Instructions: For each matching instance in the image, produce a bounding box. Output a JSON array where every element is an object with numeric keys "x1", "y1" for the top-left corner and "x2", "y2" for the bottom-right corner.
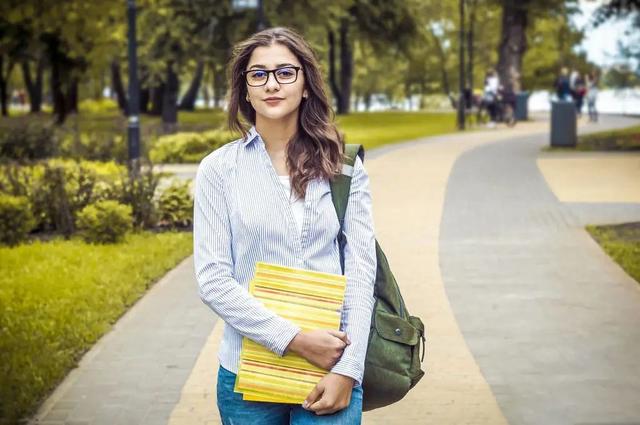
[
  {"x1": 286, "y1": 330, "x2": 350, "y2": 370},
  {"x1": 303, "y1": 373, "x2": 355, "y2": 415}
]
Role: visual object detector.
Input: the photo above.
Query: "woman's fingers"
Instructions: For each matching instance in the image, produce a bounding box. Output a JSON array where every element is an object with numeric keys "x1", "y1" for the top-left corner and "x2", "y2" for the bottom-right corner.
[{"x1": 326, "y1": 329, "x2": 351, "y2": 345}]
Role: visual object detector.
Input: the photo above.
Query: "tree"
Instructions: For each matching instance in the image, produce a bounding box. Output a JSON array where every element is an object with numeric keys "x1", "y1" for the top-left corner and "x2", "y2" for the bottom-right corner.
[{"x1": 494, "y1": 0, "x2": 578, "y2": 92}]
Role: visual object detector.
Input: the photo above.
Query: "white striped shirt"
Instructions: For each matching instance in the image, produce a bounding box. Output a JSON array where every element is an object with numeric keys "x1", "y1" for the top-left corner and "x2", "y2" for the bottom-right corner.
[{"x1": 193, "y1": 125, "x2": 377, "y2": 386}]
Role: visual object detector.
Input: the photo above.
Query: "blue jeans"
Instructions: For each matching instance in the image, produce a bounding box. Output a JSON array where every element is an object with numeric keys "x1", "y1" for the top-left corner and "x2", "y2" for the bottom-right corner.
[{"x1": 216, "y1": 366, "x2": 363, "y2": 425}]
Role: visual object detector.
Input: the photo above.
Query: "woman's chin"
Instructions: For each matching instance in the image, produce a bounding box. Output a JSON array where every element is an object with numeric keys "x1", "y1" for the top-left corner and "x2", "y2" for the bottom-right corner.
[{"x1": 256, "y1": 107, "x2": 296, "y2": 121}]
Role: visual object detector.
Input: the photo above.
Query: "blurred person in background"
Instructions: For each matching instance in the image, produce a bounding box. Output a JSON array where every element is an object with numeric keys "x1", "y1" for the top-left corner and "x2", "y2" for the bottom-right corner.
[{"x1": 586, "y1": 70, "x2": 599, "y2": 122}]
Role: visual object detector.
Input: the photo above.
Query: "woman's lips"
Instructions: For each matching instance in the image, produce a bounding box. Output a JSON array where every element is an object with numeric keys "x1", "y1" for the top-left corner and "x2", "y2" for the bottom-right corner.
[{"x1": 264, "y1": 98, "x2": 283, "y2": 105}]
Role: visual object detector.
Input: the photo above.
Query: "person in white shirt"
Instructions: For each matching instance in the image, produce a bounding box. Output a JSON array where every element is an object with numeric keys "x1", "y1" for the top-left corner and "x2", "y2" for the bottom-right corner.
[{"x1": 193, "y1": 27, "x2": 376, "y2": 424}]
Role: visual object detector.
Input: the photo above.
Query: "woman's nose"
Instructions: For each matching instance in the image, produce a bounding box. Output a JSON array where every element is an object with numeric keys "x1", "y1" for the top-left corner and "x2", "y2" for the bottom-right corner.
[{"x1": 265, "y1": 72, "x2": 280, "y2": 91}]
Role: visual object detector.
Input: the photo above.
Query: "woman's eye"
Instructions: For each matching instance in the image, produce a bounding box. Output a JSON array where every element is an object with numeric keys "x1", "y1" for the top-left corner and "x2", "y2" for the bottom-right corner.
[
  {"x1": 251, "y1": 71, "x2": 267, "y2": 78},
  {"x1": 277, "y1": 69, "x2": 294, "y2": 77}
]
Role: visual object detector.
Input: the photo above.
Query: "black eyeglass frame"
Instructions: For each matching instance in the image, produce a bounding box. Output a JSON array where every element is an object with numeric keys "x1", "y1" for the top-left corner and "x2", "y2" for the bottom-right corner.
[{"x1": 242, "y1": 66, "x2": 302, "y2": 87}]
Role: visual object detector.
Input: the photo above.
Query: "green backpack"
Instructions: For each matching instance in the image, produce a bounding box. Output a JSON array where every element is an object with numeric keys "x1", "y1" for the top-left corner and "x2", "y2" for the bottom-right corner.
[{"x1": 330, "y1": 143, "x2": 427, "y2": 412}]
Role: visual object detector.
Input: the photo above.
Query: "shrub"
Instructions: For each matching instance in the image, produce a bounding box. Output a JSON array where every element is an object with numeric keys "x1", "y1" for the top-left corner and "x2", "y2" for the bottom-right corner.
[
  {"x1": 78, "y1": 98, "x2": 119, "y2": 114},
  {"x1": 149, "y1": 129, "x2": 232, "y2": 163},
  {"x1": 0, "y1": 121, "x2": 59, "y2": 161},
  {"x1": 59, "y1": 132, "x2": 127, "y2": 162},
  {"x1": 76, "y1": 200, "x2": 132, "y2": 244},
  {"x1": 0, "y1": 194, "x2": 35, "y2": 246},
  {"x1": 156, "y1": 179, "x2": 193, "y2": 228},
  {"x1": 118, "y1": 161, "x2": 160, "y2": 229}
]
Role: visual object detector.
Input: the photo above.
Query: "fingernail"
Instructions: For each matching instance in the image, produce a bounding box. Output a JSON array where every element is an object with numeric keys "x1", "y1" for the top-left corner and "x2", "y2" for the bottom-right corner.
[{"x1": 302, "y1": 401, "x2": 308, "y2": 409}]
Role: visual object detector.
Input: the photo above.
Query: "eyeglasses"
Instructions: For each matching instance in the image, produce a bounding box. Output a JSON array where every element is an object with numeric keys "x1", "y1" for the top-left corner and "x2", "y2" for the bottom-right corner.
[{"x1": 242, "y1": 66, "x2": 302, "y2": 87}]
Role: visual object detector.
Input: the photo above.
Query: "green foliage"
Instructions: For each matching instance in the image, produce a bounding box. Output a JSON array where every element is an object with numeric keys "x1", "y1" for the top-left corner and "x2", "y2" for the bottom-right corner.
[
  {"x1": 119, "y1": 164, "x2": 161, "y2": 229},
  {"x1": 522, "y1": 8, "x2": 592, "y2": 90},
  {"x1": 0, "y1": 160, "x2": 127, "y2": 234},
  {"x1": 0, "y1": 194, "x2": 35, "y2": 246},
  {"x1": 0, "y1": 231, "x2": 193, "y2": 424},
  {"x1": 149, "y1": 129, "x2": 233, "y2": 163},
  {"x1": 78, "y1": 98, "x2": 119, "y2": 114},
  {"x1": 0, "y1": 121, "x2": 59, "y2": 161},
  {"x1": 577, "y1": 125, "x2": 640, "y2": 151},
  {"x1": 76, "y1": 200, "x2": 133, "y2": 244},
  {"x1": 587, "y1": 222, "x2": 640, "y2": 285},
  {"x1": 156, "y1": 180, "x2": 193, "y2": 228}
]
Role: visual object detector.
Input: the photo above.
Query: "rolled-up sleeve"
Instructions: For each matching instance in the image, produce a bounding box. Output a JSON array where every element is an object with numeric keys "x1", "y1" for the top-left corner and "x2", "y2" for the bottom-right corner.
[
  {"x1": 330, "y1": 155, "x2": 377, "y2": 386},
  {"x1": 193, "y1": 153, "x2": 300, "y2": 356}
]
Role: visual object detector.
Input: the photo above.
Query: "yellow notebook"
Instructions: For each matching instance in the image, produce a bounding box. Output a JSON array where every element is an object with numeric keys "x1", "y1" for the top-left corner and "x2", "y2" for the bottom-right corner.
[{"x1": 234, "y1": 261, "x2": 347, "y2": 403}]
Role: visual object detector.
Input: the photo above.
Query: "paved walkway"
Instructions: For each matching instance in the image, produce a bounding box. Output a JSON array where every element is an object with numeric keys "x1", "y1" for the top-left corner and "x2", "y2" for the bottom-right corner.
[{"x1": 29, "y1": 115, "x2": 640, "y2": 425}]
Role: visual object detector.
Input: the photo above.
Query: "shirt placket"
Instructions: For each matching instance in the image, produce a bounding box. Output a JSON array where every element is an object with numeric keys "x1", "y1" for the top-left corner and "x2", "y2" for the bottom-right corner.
[{"x1": 256, "y1": 137, "x2": 306, "y2": 262}]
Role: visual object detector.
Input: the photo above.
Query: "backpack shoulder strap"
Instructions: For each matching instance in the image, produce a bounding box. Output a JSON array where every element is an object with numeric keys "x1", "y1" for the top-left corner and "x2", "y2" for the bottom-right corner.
[{"x1": 330, "y1": 143, "x2": 365, "y2": 274}]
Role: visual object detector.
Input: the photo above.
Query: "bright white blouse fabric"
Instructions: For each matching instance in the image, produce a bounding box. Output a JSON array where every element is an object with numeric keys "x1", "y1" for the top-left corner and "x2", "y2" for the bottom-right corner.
[
  {"x1": 278, "y1": 175, "x2": 305, "y2": 236},
  {"x1": 192, "y1": 125, "x2": 377, "y2": 386}
]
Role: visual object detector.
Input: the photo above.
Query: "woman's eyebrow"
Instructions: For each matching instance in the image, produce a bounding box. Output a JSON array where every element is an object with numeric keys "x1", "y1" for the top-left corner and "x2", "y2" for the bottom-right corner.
[{"x1": 248, "y1": 63, "x2": 297, "y2": 69}]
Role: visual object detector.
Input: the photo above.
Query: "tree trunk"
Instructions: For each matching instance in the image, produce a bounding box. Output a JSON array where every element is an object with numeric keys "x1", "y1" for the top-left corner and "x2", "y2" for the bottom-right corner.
[
  {"x1": 202, "y1": 65, "x2": 210, "y2": 108},
  {"x1": 467, "y1": 0, "x2": 478, "y2": 90},
  {"x1": 212, "y1": 64, "x2": 226, "y2": 108},
  {"x1": 140, "y1": 87, "x2": 150, "y2": 113},
  {"x1": 327, "y1": 29, "x2": 342, "y2": 112},
  {"x1": 0, "y1": 56, "x2": 12, "y2": 117},
  {"x1": 22, "y1": 56, "x2": 44, "y2": 113},
  {"x1": 66, "y1": 78, "x2": 78, "y2": 114},
  {"x1": 497, "y1": 0, "x2": 529, "y2": 93},
  {"x1": 337, "y1": 18, "x2": 353, "y2": 115},
  {"x1": 111, "y1": 59, "x2": 128, "y2": 115},
  {"x1": 150, "y1": 83, "x2": 164, "y2": 116},
  {"x1": 50, "y1": 61, "x2": 67, "y2": 124},
  {"x1": 179, "y1": 60, "x2": 204, "y2": 111},
  {"x1": 162, "y1": 62, "x2": 179, "y2": 132}
]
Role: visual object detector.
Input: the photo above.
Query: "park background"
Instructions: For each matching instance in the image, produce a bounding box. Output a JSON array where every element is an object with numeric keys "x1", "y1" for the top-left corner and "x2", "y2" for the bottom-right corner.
[{"x1": 1, "y1": 0, "x2": 639, "y2": 424}]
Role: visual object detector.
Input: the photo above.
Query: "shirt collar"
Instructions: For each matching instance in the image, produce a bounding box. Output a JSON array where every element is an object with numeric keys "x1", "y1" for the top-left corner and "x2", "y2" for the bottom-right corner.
[{"x1": 243, "y1": 125, "x2": 261, "y2": 149}]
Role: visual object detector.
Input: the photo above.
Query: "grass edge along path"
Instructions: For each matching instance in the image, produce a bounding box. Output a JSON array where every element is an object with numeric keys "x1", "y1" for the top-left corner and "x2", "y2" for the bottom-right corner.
[
  {"x1": 586, "y1": 222, "x2": 640, "y2": 286},
  {"x1": 0, "y1": 231, "x2": 193, "y2": 425}
]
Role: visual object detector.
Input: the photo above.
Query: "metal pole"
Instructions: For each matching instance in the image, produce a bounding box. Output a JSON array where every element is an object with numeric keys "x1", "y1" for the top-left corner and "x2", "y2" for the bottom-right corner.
[
  {"x1": 457, "y1": 0, "x2": 466, "y2": 130},
  {"x1": 127, "y1": 0, "x2": 141, "y2": 173}
]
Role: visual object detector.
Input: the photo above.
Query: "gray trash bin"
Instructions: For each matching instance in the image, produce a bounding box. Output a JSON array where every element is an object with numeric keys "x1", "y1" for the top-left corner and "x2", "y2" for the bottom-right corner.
[
  {"x1": 515, "y1": 92, "x2": 529, "y2": 121},
  {"x1": 550, "y1": 100, "x2": 577, "y2": 147}
]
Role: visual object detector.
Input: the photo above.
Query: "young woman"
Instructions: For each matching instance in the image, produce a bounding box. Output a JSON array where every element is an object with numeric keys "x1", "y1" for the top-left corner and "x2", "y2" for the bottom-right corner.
[{"x1": 193, "y1": 27, "x2": 377, "y2": 424}]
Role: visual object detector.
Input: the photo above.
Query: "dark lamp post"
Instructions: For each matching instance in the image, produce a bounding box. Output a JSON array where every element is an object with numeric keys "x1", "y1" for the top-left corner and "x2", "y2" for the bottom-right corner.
[{"x1": 127, "y1": 0, "x2": 141, "y2": 174}]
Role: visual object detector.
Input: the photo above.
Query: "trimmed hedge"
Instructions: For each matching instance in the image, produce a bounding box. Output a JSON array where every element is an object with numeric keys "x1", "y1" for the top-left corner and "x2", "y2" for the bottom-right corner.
[{"x1": 149, "y1": 129, "x2": 233, "y2": 163}]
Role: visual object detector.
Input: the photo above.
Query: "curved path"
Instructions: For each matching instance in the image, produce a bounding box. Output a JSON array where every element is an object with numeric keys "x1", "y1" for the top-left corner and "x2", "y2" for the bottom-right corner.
[
  {"x1": 439, "y1": 119, "x2": 640, "y2": 425},
  {"x1": 30, "y1": 115, "x2": 640, "y2": 425}
]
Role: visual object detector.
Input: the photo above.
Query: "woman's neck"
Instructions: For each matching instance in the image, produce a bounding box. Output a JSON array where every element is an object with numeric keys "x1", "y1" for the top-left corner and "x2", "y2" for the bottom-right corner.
[{"x1": 255, "y1": 113, "x2": 298, "y2": 153}]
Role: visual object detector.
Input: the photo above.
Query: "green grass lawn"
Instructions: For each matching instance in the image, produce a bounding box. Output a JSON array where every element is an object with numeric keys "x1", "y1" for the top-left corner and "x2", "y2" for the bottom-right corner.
[
  {"x1": 337, "y1": 111, "x2": 456, "y2": 150},
  {"x1": 545, "y1": 124, "x2": 640, "y2": 152},
  {"x1": 577, "y1": 124, "x2": 640, "y2": 151},
  {"x1": 587, "y1": 222, "x2": 640, "y2": 285},
  {"x1": 0, "y1": 231, "x2": 193, "y2": 424}
]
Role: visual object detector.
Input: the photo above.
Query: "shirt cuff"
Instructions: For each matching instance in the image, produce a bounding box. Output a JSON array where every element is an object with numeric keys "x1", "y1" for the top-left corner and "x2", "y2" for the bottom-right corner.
[
  {"x1": 271, "y1": 321, "x2": 301, "y2": 357},
  {"x1": 330, "y1": 355, "x2": 363, "y2": 387}
]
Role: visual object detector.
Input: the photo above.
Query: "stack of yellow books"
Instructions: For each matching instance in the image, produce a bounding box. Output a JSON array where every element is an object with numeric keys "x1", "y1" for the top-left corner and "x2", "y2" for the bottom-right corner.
[{"x1": 234, "y1": 261, "x2": 347, "y2": 403}]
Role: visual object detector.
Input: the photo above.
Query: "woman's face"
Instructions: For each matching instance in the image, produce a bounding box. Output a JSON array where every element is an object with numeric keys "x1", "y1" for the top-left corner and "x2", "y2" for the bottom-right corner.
[{"x1": 245, "y1": 43, "x2": 307, "y2": 122}]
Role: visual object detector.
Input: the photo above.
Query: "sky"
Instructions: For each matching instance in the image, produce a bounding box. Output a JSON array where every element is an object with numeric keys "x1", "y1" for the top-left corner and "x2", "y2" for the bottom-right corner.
[{"x1": 573, "y1": 0, "x2": 636, "y2": 67}]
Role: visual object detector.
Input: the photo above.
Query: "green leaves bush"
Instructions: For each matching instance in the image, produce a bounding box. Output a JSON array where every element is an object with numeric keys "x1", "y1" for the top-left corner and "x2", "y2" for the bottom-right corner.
[
  {"x1": 157, "y1": 180, "x2": 193, "y2": 228},
  {"x1": 76, "y1": 200, "x2": 133, "y2": 244},
  {"x1": 0, "y1": 194, "x2": 35, "y2": 246},
  {"x1": 0, "y1": 121, "x2": 59, "y2": 161},
  {"x1": 149, "y1": 129, "x2": 232, "y2": 163}
]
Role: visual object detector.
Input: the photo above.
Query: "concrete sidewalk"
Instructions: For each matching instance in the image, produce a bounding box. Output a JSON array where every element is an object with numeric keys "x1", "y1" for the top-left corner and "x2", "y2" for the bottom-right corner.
[{"x1": 30, "y1": 115, "x2": 640, "y2": 425}]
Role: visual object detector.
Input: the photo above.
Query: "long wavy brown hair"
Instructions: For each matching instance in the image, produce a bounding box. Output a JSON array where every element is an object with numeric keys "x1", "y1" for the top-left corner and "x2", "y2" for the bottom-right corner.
[{"x1": 227, "y1": 27, "x2": 344, "y2": 199}]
